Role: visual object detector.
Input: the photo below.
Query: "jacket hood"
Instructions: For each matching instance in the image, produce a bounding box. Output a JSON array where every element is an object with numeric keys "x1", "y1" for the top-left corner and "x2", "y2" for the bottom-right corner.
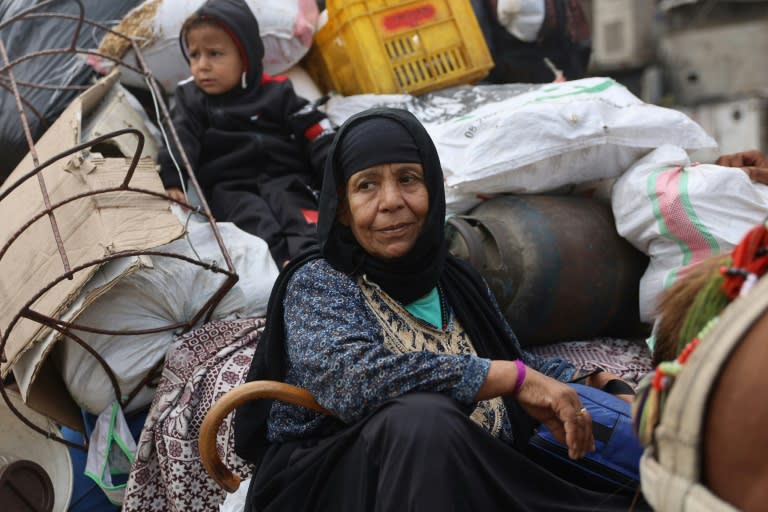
[{"x1": 180, "y1": 0, "x2": 265, "y2": 89}]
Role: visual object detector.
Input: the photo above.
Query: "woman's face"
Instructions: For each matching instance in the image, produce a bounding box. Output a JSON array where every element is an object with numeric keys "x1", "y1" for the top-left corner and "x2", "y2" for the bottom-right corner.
[{"x1": 339, "y1": 162, "x2": 429, "y2": 259}]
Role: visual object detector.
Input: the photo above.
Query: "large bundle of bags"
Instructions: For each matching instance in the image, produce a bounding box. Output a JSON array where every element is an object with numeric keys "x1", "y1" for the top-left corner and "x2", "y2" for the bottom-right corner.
[{"x1": 322, "y1": 77, "x2": 768, "y2": 329}]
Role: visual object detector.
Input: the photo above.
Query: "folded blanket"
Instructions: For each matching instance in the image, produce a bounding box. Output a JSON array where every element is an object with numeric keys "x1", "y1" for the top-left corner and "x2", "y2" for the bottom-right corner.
[
  {"x1": 123, "y1": 317, "x2": 264, "y2": 511},
  {"x1": 527, "y1": 338, "x2": 653, "y2": 386}
]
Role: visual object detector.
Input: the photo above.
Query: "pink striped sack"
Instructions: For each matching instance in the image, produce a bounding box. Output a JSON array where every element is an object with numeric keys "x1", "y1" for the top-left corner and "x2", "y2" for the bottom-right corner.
[{"x1": 612, "y1": 144, "x2": 768, "y2": 323}]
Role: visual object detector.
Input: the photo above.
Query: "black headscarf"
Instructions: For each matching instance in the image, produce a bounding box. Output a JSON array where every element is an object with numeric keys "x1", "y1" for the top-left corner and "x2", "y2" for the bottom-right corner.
[
  {"x1": 318, "y1": 109, "x2": 447, "y2": 303},
  {"x1": 235, "y1": 108, "x2": 530, "y2": 464}
]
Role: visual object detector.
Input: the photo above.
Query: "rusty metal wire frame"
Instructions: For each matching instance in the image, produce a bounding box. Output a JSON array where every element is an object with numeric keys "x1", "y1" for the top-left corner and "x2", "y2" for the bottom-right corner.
[{"x1": 0, "y1": 0, "x2": 240, "y2": 449}]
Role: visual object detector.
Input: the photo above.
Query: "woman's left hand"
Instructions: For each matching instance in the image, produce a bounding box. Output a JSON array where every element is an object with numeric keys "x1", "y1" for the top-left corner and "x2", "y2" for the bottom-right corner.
[
  {"x1": 515, "y1": 367, "x2": 595, "y2": 460},
  {"x1": 479, "y1": 361, "x2": 596, "y2": 458}
]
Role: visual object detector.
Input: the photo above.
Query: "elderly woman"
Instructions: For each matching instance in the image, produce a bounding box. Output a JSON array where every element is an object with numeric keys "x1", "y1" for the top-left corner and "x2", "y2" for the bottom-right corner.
[{"x1": 234, "y1": 108, "x2": 639, "y2": 510}]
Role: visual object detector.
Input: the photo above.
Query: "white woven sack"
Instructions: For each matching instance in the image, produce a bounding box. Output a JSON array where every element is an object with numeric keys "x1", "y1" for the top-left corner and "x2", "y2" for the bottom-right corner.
[
  {"x1": 430, "y1": 78, "x2": 718, "y2": 194},
  {"x1": 612, "y1": 144, "x2": 768, "y2": 322},
  {"x1": 56, "y1": 221, "x2": 279, "y2": 414}
]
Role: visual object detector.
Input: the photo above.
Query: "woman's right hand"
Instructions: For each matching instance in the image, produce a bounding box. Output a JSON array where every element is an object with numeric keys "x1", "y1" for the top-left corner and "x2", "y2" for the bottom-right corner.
[{"x1": 515, "y1": 367, "x2": 595, "y2": 460}]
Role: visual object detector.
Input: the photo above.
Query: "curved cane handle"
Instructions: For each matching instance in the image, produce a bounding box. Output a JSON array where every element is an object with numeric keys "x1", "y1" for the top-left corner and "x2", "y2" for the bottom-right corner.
[{"x1": 199, "y1": 380, "x2": 332, "y2": 492}]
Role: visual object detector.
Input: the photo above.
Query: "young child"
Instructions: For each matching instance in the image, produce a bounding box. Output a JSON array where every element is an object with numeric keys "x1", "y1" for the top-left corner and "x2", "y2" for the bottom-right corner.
[{"x1": 159, "y1": 0, "x2": 333, "y2": 266}]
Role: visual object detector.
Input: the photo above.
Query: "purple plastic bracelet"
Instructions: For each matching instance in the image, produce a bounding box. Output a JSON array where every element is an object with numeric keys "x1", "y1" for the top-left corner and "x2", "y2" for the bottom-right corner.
[{"x1": 512, "y1": 359, "x2": 526, "y2": 396}]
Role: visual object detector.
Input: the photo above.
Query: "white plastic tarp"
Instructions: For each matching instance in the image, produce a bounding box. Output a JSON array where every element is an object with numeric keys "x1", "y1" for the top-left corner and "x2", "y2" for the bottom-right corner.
[{"x1": 324, "y1": 78, "x2": 718, "y2": 213}]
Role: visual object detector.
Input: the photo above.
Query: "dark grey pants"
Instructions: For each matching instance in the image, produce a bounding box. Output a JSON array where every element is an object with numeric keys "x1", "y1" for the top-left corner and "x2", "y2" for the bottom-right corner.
[{"x1": 208, "y1": 174, "x2": 317, "y2": 265}]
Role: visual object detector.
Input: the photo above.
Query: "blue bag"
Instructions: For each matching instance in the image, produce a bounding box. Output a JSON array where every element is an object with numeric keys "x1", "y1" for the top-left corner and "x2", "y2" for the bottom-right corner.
[{"x1": 526, "y1": 383, "x2": 643, "y2": 493}]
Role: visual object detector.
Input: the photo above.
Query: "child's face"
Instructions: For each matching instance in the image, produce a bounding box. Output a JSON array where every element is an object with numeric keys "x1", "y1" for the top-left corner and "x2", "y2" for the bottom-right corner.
[{"x1": 185, "y1": 23, "x2": 244, "y2": 95}]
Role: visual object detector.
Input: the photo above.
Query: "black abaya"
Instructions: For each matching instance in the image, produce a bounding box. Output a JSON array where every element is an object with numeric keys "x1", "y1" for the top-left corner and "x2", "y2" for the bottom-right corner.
[{"x1": 245, "y1": 393, "x2": 645, "y2": 512}]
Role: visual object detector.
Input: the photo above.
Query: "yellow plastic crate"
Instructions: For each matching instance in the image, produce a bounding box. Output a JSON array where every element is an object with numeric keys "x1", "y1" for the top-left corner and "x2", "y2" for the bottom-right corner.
[{"x1": 305, "y1": 0, "x2": 494, "y2": 96}]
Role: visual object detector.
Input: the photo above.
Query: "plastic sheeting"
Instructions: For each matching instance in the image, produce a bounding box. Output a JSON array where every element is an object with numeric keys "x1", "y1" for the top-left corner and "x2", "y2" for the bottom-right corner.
[{"x1": 0, "y1": 0, "x2": 142, "y2": 184}]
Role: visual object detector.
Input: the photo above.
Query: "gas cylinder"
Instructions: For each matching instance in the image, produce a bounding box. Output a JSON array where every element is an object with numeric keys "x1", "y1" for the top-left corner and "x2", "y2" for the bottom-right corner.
[{"x1": 447, "y1": 195, "x2": 649, "y2": 346}]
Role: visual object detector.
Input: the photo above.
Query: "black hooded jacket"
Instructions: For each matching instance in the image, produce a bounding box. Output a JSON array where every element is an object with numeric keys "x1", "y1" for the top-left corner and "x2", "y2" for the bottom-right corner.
[{"x1": 158, "y1": 0, "x2": 332, "y2": 192}]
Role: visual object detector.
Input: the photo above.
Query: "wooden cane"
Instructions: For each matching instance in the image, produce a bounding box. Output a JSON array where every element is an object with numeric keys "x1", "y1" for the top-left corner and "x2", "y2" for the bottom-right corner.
[{"x1": 198, "y1": 380, "x2": 331, "y2": 492}]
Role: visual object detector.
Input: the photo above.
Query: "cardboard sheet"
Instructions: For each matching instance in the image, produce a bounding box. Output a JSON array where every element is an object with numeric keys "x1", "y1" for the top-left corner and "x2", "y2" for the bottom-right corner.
[{"x1": 0, "y1": 152, "x2": 183, "y2": 372}]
